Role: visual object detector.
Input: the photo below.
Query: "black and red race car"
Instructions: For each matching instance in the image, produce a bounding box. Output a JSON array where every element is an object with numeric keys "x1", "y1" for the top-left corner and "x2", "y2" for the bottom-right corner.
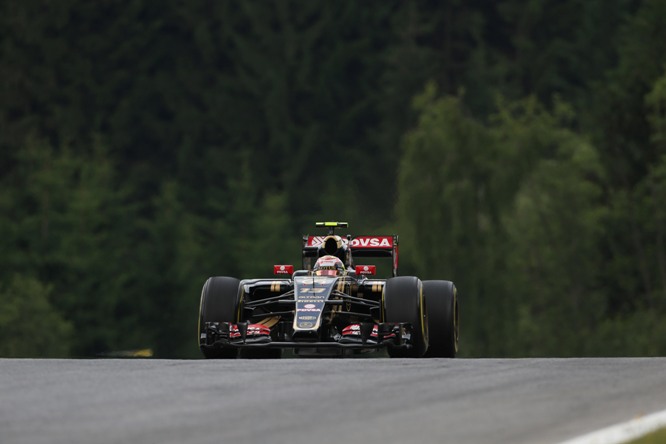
[{"x1": 198, "y1": 222, "x2": 459, "y2": 358}]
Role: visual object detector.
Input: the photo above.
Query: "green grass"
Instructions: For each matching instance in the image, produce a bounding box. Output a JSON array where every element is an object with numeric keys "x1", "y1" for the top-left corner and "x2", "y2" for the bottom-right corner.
[{"x1": 626, "y1": 427, "x2": 666, "y2": 444}]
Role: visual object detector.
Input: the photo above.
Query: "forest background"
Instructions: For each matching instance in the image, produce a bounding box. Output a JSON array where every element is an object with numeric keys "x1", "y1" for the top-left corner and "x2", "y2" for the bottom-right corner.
[{"x1": 2, "y1": 0, "x2": 666, "y2": 358}]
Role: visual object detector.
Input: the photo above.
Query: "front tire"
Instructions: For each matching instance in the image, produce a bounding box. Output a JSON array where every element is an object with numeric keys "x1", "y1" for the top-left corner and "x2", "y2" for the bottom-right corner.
[
  {"x1": 423, "y1": 280, "x2": 459, "y2": 358},
  {"x1": 383, "y1": 276, "x2": 428, "y2": 358},
  {"x1": 199, "y1": 276, "x2": 241, "y2": 359}
]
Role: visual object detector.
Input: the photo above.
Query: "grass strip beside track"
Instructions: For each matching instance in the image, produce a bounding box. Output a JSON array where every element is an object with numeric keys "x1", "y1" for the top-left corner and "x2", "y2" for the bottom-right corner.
[{"x1": 625, "y1": 427, "x2": 666, "y2": 444}]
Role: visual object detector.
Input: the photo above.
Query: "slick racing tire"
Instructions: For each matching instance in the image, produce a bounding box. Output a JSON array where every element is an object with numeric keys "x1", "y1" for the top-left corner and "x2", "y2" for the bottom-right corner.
[
  {"x1": 199, "y1": 276, "x2": 241, "y2": 359},
  {"x1": 423, "y1": 280, "x2": 459, "y2": 358},
  {"x1": 383, "y1": 276, "x2": 428, "y2": 358}
]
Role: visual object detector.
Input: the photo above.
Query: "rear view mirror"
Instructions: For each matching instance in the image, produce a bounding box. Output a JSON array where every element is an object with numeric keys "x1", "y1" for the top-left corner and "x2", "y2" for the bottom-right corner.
[
  {"x1": 274, "y1": 265, "x2": 294, "y2": 275},
  {"x1": 355, "y1": 265, "x2": 376, "y2": 276}
]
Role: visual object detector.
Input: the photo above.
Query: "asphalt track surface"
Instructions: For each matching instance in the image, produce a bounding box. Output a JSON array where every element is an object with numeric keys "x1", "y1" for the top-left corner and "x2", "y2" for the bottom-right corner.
[{"x1": 1, "y1": 358, "x2": 666, "y2": 444}]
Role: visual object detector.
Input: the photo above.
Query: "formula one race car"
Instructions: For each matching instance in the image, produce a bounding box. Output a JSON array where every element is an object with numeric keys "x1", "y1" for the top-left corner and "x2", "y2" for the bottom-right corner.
[{"x1": 198, "y1": 222, "x2": 459, "y2": 358}]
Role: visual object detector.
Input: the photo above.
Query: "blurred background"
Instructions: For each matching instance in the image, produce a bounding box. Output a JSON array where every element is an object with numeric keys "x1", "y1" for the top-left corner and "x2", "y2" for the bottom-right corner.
[{"x1": 1, "y1": 0, "x2": 665, "y2": 358}]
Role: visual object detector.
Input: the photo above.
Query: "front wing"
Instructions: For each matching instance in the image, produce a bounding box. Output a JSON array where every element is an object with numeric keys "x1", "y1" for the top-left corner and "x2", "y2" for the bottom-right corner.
[{"x1": 202, "y1": 321, "x2": 417, "y2": 351}]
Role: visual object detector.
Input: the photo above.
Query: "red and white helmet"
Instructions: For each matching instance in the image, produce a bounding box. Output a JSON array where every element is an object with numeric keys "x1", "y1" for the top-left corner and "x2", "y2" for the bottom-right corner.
[{"x1": 313, "y1": 255, "x2": 345, "y2": 276}]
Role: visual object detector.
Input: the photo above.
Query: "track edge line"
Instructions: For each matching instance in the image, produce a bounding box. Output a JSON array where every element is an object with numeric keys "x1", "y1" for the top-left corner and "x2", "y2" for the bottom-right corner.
[{"x1": 559, "y1": 408, "x2": 666, "y2": 444}]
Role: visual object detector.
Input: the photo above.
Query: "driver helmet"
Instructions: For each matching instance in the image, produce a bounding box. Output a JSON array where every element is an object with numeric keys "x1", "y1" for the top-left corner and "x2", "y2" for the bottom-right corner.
[{"x1": 313, "y1": 255, "x2": 345, "y2": 276}]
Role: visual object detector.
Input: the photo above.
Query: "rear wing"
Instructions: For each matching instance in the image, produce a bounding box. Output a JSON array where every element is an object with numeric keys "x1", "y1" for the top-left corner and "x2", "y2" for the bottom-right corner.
[{"x1": 302, "y1": 234, "x2": 399, "y2": 277}]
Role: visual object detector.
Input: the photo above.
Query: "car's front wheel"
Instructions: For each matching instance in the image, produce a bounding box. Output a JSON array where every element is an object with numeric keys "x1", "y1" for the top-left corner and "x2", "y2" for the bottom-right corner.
[
  {"x1": 383, "y1": 276, "x2": 428, "y2": 358},
  {"x1": 198, "y1": 276, "x2": 241, "y2": 359}
]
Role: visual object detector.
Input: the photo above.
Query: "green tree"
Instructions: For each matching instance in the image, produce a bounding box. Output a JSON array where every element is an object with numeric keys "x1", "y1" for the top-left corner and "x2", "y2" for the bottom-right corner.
[
  {"x1": 129, "y1": 180, "x2": 205, "y2": 358},
  {"x1": 0, "y1": 274, "x2": 72, "y2": 357},
  {"x1": 501, "y1": 113, "x2": 607, "y2": 356},
  {"x1": 1, "y1": 137, "x2": 137, "y2": 356},
  {"x1": 591, "y1": 0, "x2": 666, "y2": 186},
  {"x1": 240, "y1": 191, "x2": 296, "y2": 278},
  {"x1": 2, "y1": 0, "x2": 664, "y2": 358},
  {"x1": 397, "y1": 85, "x2": 608, "y2": 356},
  {"x1": 397, "y1": 84, "x2": 500, "y2": 355}
]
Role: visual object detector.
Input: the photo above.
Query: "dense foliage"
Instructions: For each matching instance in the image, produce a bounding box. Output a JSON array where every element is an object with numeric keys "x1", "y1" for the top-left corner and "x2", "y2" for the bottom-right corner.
[{"x1": 1, "y1": 0, "x2": 664, "y2": 357}]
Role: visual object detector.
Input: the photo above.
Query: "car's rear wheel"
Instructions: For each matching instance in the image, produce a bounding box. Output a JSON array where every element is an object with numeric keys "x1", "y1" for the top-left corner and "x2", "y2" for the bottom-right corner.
[
  {"x1": 199, "y1": 276, "x2": 241, "y2": 359},
  {"x1": 383, "y1": 276, "x2": 428, "y2": 358},
  {"x1": 423, "y1": 280, "x2": 458, "y2": 358}
]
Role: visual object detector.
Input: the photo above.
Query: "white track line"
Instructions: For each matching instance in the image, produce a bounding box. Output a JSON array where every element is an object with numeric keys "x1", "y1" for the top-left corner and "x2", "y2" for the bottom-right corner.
[{"x1": 560, "y1": 409, "x2": 666, "y2": 444}]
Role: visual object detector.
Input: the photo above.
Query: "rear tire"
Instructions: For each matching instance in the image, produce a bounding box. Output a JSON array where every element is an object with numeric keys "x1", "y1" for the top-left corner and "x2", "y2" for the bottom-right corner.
[
  {"x1": 199, "y1": 277, "x2": 241, "y2": 359},
  {"x1": 423, "y1": 280, "x2": 459, "y2": 358},
  {"x1": 383, "y1": 276, "x2": 428, "y2": 358}
]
